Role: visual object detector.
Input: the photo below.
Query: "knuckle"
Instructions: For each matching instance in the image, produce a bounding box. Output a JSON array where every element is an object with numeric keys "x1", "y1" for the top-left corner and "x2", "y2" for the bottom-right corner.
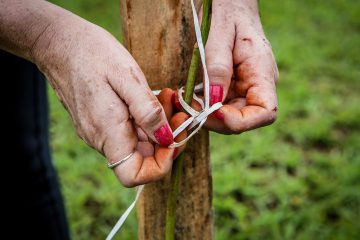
[
  {"x1": 73, "y1": 111, "x2": 111, "y2": 153},
  {"x1": 236, "y1": 35, "x2": 255, "y2": 49},
  {"x1": 207, "y1": 63, "x2": 232, "y2": 79},
  {"x1": 268, "y1": 107, "x2": 278, "y2": 124},
  {"x1": 74, "y1": 121, "x2": 86, "y2": 139},
  {"x1": 74, "y1": 120, "x2": 93, "y2": 146},
  {"x1": 138, "y1": 100, "x2": 164, "y2": 126}
]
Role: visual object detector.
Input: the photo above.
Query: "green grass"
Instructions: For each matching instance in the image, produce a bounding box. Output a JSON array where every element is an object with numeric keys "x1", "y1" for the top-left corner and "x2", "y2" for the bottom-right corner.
[{"x1": 48, "y1": 0, "x2": 360, "y2": 239}]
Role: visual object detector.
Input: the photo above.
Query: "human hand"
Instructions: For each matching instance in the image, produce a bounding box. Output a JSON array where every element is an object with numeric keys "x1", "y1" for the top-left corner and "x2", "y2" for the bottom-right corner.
[
  {"x1": 29, "y1": 7, "x2": 187, "y2": 187},
  {"x1": 201, "y1": 0, "x2": 279, "y2": 134}
]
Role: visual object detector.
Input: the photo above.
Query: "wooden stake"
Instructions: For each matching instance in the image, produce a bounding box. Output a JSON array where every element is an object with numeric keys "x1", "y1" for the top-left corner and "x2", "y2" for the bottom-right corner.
[{"x1": 120, "y1": 1, "x2": 213, "y2": 239}]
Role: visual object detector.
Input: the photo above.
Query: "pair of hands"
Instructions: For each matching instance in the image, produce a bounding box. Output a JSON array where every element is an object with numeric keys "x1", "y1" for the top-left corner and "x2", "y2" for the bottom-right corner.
[{"x1": 25, "y1": 0, "x2": 278, "y2": 187}]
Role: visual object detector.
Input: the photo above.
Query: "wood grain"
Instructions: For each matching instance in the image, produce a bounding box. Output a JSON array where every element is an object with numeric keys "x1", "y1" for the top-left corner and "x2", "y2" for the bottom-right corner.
[{"x1": 120, "y1": 1, "x2": 213, "y2": 239}]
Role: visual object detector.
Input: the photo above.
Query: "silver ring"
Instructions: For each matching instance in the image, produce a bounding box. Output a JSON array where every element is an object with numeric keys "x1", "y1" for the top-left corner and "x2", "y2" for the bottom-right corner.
[{"x1": 107, "y1": 152, "x2": 134, "y2": 169}]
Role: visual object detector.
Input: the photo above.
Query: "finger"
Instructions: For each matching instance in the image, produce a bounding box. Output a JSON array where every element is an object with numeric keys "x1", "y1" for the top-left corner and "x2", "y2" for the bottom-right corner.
[
  {"x1": 135, "y1": 125, "x2": 153, "y2": 157},
  {"x1": 171, "y1": 91, "x2": 203, "y2": 113},
  {"x1": 113, "y1": 113, "x2": 189, "y2": 187},
  {"x1": 156, "y1": 89, "x2": 189, "y2": 158},
  {"x1": 136, "y1": 142, "x2": 154, "y2": 157},
  {"x1": 222, "y1": 57, "x2": 277, "y2": 133},
  {"x1": 136, "y1": 126, "x2": 148, "y2": 142},
  {"x1": 204, "y1": 25, "x2": 278, "y2": 134},
  {"x1": 228, "y1": 97, "x2": 247, "y2": 109},
  {"x1": 204, "y1": 46, "x2": 278, "y2": 134},
  {"x1": 113, "y1": 148, "x2": 173, "y2": 187},
  {"x1": 73, "y1": 80, "x2": 151, "y2": 187},
  {"x1": 157, "y1": 88, "x2": 175, "y2": 121},
  {"x1": 170, "y1": 112, "x2": 189, "y2": 159},
  {"x1": 108, "y1": 60, "x2": 173, "y2": 147},
  {"x1": 205, "y1": 2, "x2": 235, "y2": 111},
  {"x1": 171, "y1": 91, "x2": 183, "y2": 112},
  {"x1": 204, "y1": 97, "x2": 246, "y2": 134},
  {"x1": 111, "y1": 126, "x2": 173, "y2": 187},
  {"x1": 136, "y1": 87, "x2": 173, "y2": 146},
  {"x1": 90, "y1": 85, "x2": 139, "y2": 185},
  {"x1": 112, "y1": 88, "x2": 191, "y2": 187},
  {"x1": 205, "y1": 103, "x2": 275, "y2": 134}
]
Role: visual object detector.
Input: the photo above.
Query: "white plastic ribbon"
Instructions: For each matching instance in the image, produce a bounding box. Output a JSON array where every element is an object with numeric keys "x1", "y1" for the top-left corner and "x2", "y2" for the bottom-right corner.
[
  {"x1": 105, "y1": 185, "x2": 144, "y2": 240},
  {"x1": 168, "y1": 0, "x2": 222, "y2": 148},
  {"x1": 106, "y1": 0, "x2": 223, "y2": 238}
]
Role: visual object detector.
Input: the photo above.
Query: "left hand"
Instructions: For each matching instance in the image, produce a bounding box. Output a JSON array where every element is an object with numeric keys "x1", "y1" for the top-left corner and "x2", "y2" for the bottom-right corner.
[{"x1": 202, "y1": 0, "x2": 279, "y2": 134}]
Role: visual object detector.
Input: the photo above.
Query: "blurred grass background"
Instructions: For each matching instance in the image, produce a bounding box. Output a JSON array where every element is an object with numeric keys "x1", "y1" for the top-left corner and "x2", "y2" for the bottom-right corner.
[{"x1": 48, "y1": 0, "x2": 360, "y2": 239}]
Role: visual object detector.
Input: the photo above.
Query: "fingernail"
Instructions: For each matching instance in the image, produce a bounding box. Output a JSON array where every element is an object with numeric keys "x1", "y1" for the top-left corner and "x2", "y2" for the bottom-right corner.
[
  {"x1": 214, "y1": 109, "x2": 225, "y2": 121},
  {"x1": 210, "y1": 84, "x2": 223, "y2": 106},
  {"x1": 172, "y1": 148, "x2": 178, "y2": 159},
  {"x1": 172, "y1": 92, "x2": 182, "y2": 111},
  {"x1": 210, "y1": 84, "x2": 224, "y2": 120},
  {"x1": 154, "y1": 124, "x2": 174, "y2": 147}
]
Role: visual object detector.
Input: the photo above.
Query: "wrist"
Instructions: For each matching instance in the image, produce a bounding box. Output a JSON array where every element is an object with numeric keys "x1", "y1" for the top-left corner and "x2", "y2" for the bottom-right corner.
[
  {"x1": 29, "y1": 4, "x2": 83, "y2": 70},
  {"x1": 234, "y1": 0, "x2": 264, "y2": 37},
  {"x1": 0, "y1": 1, "x2": 60, "y2": 63},
  {"x1": 0, "y1": 0, "x2": 91, "y2": 70}
]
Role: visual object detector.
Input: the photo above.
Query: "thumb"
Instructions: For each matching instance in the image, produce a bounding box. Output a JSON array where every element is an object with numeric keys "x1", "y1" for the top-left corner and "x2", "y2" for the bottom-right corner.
[
  {"x1": 204, "y1": 4, "x2": 234, "y2": 115},
  {"x1": 109, "y1": 62, "x2": 173, "y2": 147}
]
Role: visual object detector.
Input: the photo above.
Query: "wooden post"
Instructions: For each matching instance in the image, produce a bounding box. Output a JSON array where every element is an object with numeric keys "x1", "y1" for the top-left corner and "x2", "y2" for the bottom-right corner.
[{"x1": 120, "y1": 1, "x2": 213, "y2": 239}]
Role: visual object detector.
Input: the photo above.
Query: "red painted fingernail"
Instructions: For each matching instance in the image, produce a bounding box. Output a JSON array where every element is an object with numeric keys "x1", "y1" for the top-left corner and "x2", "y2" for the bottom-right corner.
[
  {"x1": 210, "y1": 84, "x2": 224, "y2": 120},
  {"x1": 154, "y1": 124, "x2": 174, "y2": 147},
  {"x1": 172, "y1": 92, "x2": 182, "y2": 111},
  {"x1": 172, "y1": 148, "x2": 178, "y2": 159},
  {"x1": 210, "y1": 84, "x2": 223, "y2": 106},
  {"x1": 214, "y1": 109, "x2": 225, "y2": 121}
]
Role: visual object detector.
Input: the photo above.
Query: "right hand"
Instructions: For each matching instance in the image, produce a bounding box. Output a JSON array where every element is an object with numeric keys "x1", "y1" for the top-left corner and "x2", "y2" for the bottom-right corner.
[{"x1": 31, "y1": 13, "x2": 186, "y2": 187}]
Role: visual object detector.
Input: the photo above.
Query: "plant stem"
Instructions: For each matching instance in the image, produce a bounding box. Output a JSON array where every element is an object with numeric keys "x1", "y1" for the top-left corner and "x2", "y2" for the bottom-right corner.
[
  {"x1": 184, "y1": 0, "x2": 212, "y2": 104},
  {"x1": 165, "y1": 153, "x2": 184, "y2": 240},
  {"x1": 165, "y1": 1, "x2": 212, "y2": 240}
]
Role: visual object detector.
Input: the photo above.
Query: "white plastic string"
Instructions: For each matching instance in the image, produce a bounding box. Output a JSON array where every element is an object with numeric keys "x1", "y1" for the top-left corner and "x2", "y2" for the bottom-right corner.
[
  {"x1": 105, "y1": 185, "x2": 144, "y2": 240},
  {"x1": 191, "y1": 0, "x2": 210, "y2": 110},
  {"x1": 167, "y1": 0, "x2": 222, "y2": 148},
  {"x1": 106, "y1": 0, "x2": 223, "y2": 238}
]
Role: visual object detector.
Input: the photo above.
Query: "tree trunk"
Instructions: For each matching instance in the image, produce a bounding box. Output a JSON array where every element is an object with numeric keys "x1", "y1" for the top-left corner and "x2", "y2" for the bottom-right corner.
[{"x1": 120, "y1": 1, "x2": 213, "y2": 239}]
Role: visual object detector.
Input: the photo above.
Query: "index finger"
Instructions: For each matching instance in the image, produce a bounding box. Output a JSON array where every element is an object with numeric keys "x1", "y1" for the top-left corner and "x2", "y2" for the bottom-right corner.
[
  {"x1": 226, "y1": 44, "x2": 278, "y2": 133},
  {"x1": 205, "y1": 43, "x2": 278, "y2": 134}
]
